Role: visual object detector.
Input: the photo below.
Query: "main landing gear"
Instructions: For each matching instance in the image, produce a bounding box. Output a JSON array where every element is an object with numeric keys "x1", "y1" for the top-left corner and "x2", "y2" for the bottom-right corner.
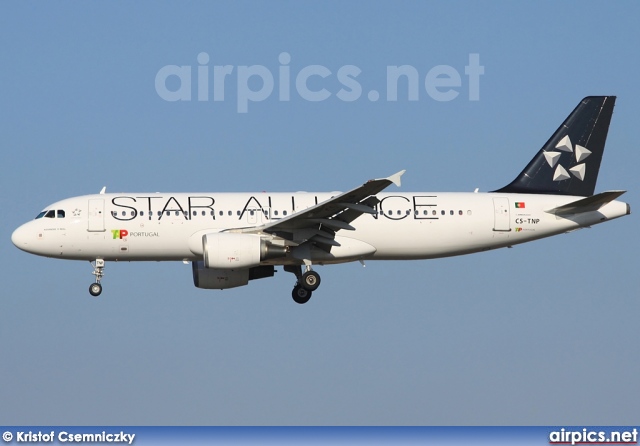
[
  {"x1": 89, "y1": 259, "x2": 105, "y2": 297},
  {"x1": 285, "y1": 264, "x2": 321, "y2": 304}
]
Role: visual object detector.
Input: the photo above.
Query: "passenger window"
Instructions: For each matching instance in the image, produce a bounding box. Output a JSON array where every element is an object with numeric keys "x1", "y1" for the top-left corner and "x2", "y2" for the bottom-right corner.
[
  {"x1": 459, "y1": 210, "x2": 463, "y2": 215},
  {"x1": 140, "y1": 211, "x2": 144, "y2": 217},
  {"x1": 274, "y1": 210, "x2": 279, "y2": 216},
  {"x1": 450, "y1": 210, "x2": 454, "y2": 215},
  {"x1": 228, "y1": 211, "x2": 232, "y2": 216},
  {"x1": 433, "y1": 210, "x2": 437, "y2": 215},
  {"x1": 441, "y1": 210, "x2": 445, "y2": 216},
  {"x1": 283, "y1": 210, "x2": 288, "y2": 216},
  {"x1": 219, "y1": 211, "x2": 223, "y2": 216},
  {"x1": 406, "y1": 210, "x2": 410, "y2": 215},
  {"x1": 237, "y1": 210, "x2": 241, "y2": 216}
]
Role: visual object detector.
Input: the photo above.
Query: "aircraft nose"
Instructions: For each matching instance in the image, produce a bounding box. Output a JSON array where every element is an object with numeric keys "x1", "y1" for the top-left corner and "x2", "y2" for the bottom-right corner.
[{"x1": 11, "y1": 224, "x2": 32, "y2": 252}]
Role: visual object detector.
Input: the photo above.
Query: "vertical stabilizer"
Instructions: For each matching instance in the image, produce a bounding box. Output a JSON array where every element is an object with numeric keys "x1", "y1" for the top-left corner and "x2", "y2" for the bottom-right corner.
[{"x1": 495, "y1": 96, "x2": 615, "y2": 196}]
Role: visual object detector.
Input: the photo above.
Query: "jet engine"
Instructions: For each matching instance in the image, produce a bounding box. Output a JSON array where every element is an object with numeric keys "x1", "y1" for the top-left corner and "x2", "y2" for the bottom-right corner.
[{"x1": 202, "y1": 233, "x2": 287, "y2": 269}]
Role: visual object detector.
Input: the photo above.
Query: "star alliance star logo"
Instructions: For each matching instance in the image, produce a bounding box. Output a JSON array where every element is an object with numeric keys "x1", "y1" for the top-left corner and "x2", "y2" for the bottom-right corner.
[
  {"x1": 544, "y1": 135, "x2": 591, "y2": 182},
  {"x1": 73, "y1": 209, "x2": 82, "y2": 217}
]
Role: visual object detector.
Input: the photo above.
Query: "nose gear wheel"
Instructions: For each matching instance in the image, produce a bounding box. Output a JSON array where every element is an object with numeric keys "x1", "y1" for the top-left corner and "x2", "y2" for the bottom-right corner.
[{"x1": 89, "y1": 259, "x2": 105, "y2": 297}]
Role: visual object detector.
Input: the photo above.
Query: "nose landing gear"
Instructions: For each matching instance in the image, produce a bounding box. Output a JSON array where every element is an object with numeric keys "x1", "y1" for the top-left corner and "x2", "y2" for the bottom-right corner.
[{"x1": 89, "y1": 259, "x2": 105, "y2": 297}]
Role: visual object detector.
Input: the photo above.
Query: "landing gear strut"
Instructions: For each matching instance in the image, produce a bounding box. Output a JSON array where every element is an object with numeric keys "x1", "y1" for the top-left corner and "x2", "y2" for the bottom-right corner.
[
  {"x1": 285, "y1": 264, "x2": 321, "y2": 304},
  {"x1": 89, "y1": 259, "x2": 105, "y2": 297}
]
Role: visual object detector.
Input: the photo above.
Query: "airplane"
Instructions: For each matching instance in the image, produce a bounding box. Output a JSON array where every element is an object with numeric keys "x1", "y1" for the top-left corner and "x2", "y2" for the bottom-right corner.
[{"x1": 11, "y1": 96, "x2": 630, "y2": 304}]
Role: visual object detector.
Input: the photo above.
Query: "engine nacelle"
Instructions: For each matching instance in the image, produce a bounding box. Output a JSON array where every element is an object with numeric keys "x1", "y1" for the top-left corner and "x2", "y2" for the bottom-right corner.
[
  {"x1": 203, "y1": 233, "x2": 287, "y2": 269},
  {"x1": 192, "y1": 261, "x2": 275, "y2": 290}
]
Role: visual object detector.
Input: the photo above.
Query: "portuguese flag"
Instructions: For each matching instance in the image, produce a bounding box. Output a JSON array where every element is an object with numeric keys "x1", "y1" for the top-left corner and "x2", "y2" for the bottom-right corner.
[{"x1": 515, "y1": 202, "x2": 525, "y2": 208}]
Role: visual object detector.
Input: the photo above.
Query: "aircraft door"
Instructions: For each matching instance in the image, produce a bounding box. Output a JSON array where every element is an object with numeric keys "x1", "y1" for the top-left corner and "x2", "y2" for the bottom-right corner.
[
  {"x1": 88, "y1": 199, "x2": 106, "y2": 232},
  {"x1": 246, "y1": 207, "x2": 263, "y2": 225},
  {"x1": 492, "y1": 197, "x2": 511, "y2": 232}
]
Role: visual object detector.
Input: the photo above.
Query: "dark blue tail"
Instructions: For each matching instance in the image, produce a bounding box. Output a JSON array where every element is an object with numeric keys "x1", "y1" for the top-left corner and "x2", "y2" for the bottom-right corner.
[{"x1": 495, "y1": 96, "x2": 616, "y2": 196}]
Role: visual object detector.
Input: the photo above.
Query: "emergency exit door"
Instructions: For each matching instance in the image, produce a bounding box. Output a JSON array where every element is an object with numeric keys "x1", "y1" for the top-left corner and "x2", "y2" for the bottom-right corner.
[
  {"x1": 88, "y1": 199, "x2": 105, "y2": 232},
  {"x1": 492, "y1": 197, "x2": 511, "y2": 232}
]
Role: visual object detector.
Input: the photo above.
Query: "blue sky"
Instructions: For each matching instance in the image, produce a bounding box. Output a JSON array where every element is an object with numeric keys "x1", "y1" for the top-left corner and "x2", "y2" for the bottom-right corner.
[{"x1": 1, "y1": 1, "x2": 638, "y2": 425}]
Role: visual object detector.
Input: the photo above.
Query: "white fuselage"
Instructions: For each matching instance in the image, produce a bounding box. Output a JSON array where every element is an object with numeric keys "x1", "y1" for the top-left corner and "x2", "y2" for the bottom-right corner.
[{"x1": 11, "y1": 191, "x2": 630, "y2": 265}]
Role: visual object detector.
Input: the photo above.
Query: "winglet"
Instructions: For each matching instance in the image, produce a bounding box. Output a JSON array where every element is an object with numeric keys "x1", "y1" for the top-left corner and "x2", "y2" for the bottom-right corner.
[{"x1": 387, "y1": 170, "x2": 406, "y2": 187}]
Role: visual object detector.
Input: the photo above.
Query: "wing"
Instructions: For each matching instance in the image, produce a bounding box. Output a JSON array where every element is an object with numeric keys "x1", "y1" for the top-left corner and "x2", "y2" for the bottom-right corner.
[{"x1": 239, "y1": 170, "x2": 405, "y2": 251}]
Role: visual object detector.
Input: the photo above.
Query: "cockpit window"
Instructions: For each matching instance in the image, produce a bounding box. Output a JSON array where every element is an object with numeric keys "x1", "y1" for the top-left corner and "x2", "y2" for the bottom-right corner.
[{"x1": 36, "y1": 209, "x2": 64, "y2": 219}]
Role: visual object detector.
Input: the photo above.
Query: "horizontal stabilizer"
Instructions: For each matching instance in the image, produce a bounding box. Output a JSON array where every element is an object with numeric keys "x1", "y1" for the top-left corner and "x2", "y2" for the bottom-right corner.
[{"x1": 545, "y1": 190, "x2": 626, "y2": 215}]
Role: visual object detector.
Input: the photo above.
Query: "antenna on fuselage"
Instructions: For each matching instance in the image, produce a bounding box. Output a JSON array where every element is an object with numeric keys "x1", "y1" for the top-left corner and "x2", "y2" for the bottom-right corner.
[{"x1": 99, "y1": 186, "x2": 106, "y2": 194}]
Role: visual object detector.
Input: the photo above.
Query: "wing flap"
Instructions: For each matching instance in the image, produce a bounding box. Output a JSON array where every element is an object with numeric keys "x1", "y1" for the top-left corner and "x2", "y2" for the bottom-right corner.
[
  {"x1": 310, "y1": 234, "x2": 341, "y2": 246},
  {"x1": 335, "y1": 202, "x2": 377, "y2": 214},
  {"x1": 307, "y1": 218, "x2": 355, "y2": 231}
]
